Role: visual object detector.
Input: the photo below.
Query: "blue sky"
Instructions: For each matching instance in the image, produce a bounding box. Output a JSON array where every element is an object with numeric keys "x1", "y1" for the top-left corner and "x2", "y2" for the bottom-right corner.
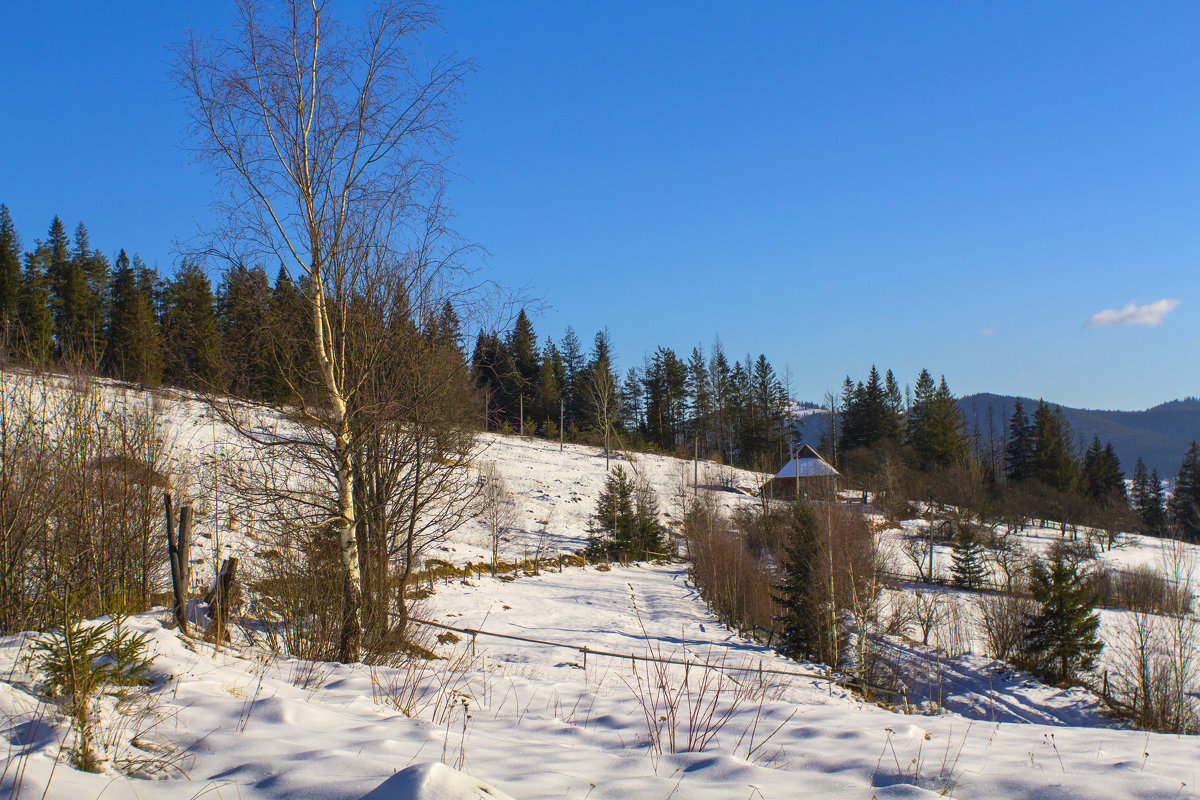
[{"x1": 1, "y1": 2, "x2": 1197, "y2": 410}]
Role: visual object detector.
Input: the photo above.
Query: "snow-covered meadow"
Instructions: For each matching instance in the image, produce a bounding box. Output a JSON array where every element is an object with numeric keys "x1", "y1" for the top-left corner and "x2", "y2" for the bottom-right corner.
[{"x1": 3, "y1": 374, "x2": 1200, "y2": 799}]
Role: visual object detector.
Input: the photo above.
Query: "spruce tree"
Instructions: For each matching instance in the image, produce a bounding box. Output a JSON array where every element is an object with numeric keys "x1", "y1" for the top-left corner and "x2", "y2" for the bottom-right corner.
[
  {"x1": 1024, "y1": 544, "x2": 1102, "y2": 684},
  {"x1": 907, "y1": 371, "x2": 965, "y2": 469},
  {"x1": 216, "y1": 264, "x2": 273, "y2": 398},
  {"x1": 506, "y1": 308, "x2": 540, "y2": 413},
  {"x1": 534, "y1": 340, "x2": 562, "y2": 431},
  {"x1": 950, "y1": 525, "x2": 987, "y2": 589},
  {"x1": 631, "y1": 478, "x2": 668, "y2": 557},
  {"x1": 1004, "y1": 400, "x2": 1035, "y2": 484},
  {"x1": 688, "y1": 346, "x2": 712, "y2": 450},
  {"x1": 1032, "y1": 401, "x2": 1078, "y2": 493},
  {"x1": 0, "y1": 204, "x2": 20, "y2": 344},
  {"x1": 1131, "y1": 458, "x2": 1150, "y2": 523},
  {"x1": 46, "y1": 216, "x2": 74, "y2": 359},
  {"x1": 587, "y1": 466, "x2": 666, "y2": 561},
  {"x1": 105, "y1": 250, "x2": 162, "y2": 383},
  {"x1": 160, "y1": 261, "x2": 220, "y2": 386},
  {"x1": 620, "y1": 365, "x2": 644, "y2": 434},
  {"x1": 559, "y1": 325, "x2": 585, "y2": 431},
  {"x1": 772, "y1": 501, "x2": 821, "y2": 661},
  {"x1": 17, "y1": 245, "x2": 54, "y2": 363},
  {"x1": 1169, "y1": 441, "x2": 1200, "y2": 539},
  {"x1": 882, "y1": 369, "x2": 904, "y2": 444},
  {"x1": 1146, "y1": 469, "x2": 1168, "y2": 536},
  {"x1": 265, "y1": 267, "x2": 312, "y2": 401},
  {"x1": 72, "y1": 223, "x2": 108, "y2": 364}
]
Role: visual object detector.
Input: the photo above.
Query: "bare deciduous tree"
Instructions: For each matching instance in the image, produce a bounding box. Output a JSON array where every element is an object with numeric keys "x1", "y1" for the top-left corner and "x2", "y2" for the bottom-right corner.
[
  {"x1": 175, "y1": 0, "x2": 471, "y2": 662},
  {"x1": 478, "y1": 462, "x2": 516, "y2": 578}
]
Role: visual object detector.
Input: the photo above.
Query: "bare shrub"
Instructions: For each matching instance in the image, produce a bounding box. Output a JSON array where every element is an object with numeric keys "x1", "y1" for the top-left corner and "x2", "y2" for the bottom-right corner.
[
  {"x1": 683, "y1": 495, "x2": 777, "y2": 634},
  {"x1": 985, "y1": 535, "x2": 1029, "y2": 592},
  {"x1": 1109, "y1": 610, "x2": 1174, "y2": 730},
  {"x1": 911, "y1": 593, "x2": 944, "y2": 646},
  {"x1": 934, "y1": 600, "x2": 972, "y2": 658},
  {"x1": 885, "y1": 594, "x2": 917, "y2": 638},
  {"x1": 478, "y1": 462, "x2": 517, "y2": 578},
  {"x1": 0, "y1": 371, "x2": 173, "y2": 632},
  {"x1": 1093, "y1": 565, "x2": 1191, "y2": 616},
  {"x1": 900, "y1": 535, "x2": 932, "y2": 583},
  {"x1": 976, "y1": 591, "x2": 1035, "y2": 662}
]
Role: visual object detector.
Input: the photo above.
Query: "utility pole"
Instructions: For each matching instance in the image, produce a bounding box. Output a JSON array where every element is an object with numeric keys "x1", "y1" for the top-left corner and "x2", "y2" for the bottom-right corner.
[
  {"x1": 519, "y1": 395, "x2": 524, "y2": 436},
  {"x1": 693, "y1": 433, "x2": 699, "y2": 497},
  {"x1": 560, "y1": 399, "x2": 564, "y2": 452},
  {"x1": 792, "y1": 441, "x2": 798, "y2": 498}
]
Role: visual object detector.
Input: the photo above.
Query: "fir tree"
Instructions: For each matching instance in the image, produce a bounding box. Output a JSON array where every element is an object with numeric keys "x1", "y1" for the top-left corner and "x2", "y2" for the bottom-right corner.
[
  {"x1": 620, "y1": 365, "x2": 643, "y2": 433},
  {"x1": 644, "y1": 346, "x2": 688, "y2": 449},
  {"x1": 1131, "y1": 457, "x2": 1150, "y2": 522},
  {"x1": 587, "y1": 466, "x2": 666, "y2": 560},
  {"x1": 471, "y1": 330, "x2": 505, "y2": 425},
  {"x1": 708, "y1": 341, "x2": 735, "y2": 463},
  {"x1": 771, "y1": 501, "x2": 821, "y2": 661},
  {"x1": 266, "y1": 266, "x2": 312, "y2": 401},
  {"x1": 950, "y1": 525, "x2": 987, "y2": 589},
  {"x1": 1169, "y1": 441, "x2": 1200, "y2": 539},
  {"x1": 907, "y1": 371, "x2": 965, "y2": 469},
  {"x1": 1032, "y1": 401, "x2": 1078, "y2": 493},
  {"x1": 534, "y1": 340, "x2": 562, "y2": 429},
  {"x1": 687, "y1": 346, "x2": 712, "y2": 450},
  {"x1": 1004, "y1": 400, "x2": 1035, "y2": 484},
  {"x1": 17, "y1": 244, "x2": 54, "y2": 363},
  {"x1": 1023, "y1": 544, "x2": 1102, "y2": 685},
  {"x1": 104, "y1": 250, "x2": 162, "y2": 383},
  {"x1": 0, "y1": 204, "x2": 20, "y2": 344},
  {"x1": 1146, "y1": 469, "x2": 1168, "y2": 536},
  {"x1": 160, "y1": 261, "x2": 220, "y2": 386},
  {"x1": 882, "y1": 369, "x2": 904, "y2": 443},
  {"x1": 1080, "y1": 437, "x2": 1123, "y2": 503},
  {"x1": 506, "y1": 308, "x2": 540, "y2": 411},
  {"x1": 559, "y1": 325, "x2": 585, "y2": 431},
  {"x1": 216, "y1": 264, "x2": 273, "y2": 398},
  {"x1": 72, "y1": 223, "x2": 108, "y2": 363}
]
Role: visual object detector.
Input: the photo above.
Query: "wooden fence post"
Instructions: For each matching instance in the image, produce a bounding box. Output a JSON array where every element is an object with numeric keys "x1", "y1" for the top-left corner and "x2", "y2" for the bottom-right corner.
[
  {"x1": 164, "y1": 493, "x2": 192, "y2": 635},
  {"x1": 205, "y1": 557, "x2": 239, "y2": 642}
]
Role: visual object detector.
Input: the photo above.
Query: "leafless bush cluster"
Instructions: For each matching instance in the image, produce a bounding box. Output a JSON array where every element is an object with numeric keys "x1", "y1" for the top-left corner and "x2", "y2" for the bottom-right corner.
[
  {"x1": 686, "y1": 493, "x2": 887, "y2": 685},
  {"x1": 1093, "y1": 565, "x2": 1192, "y2": 616},
  {"x1": 0, "y1": 370, "x2": 173, "y2": 631},
  {"x1": 976, "y1": 591, "x2": 1035, "y2": 662},
  {"x1": 933, "y1": 598, "x2": 972, "y2": 658},
  {"x1": 683, "y1": 495, "x2": 778, "y2": 633},
  {"x1": 1107, "y1": 542, "x2": 1199, "y2": 733}
]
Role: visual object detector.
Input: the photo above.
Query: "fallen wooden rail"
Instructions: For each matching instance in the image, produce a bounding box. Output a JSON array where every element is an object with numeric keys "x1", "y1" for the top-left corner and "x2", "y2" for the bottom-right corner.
[{"x1": 407, "y1": 616, "x2": 898, "y2": 695}]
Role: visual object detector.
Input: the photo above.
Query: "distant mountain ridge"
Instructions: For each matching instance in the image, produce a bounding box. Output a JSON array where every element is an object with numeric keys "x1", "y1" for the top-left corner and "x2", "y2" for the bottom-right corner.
[
  {"x1": 959, "y1": 394, "x2": 1200, "y2": 477},
  {"x1": 792, "y1": 395, "x2": 1200, "y2": 477}
]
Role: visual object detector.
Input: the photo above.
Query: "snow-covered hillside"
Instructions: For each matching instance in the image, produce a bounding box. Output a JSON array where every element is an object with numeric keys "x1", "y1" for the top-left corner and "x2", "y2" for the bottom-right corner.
[{"x1": 4, "y1": 375, "x2": 1200, "y2": 798}]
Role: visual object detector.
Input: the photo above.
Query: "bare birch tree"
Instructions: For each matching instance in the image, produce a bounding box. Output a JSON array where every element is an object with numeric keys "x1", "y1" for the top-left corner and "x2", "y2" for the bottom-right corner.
[
  {"x1": 478, "y1": 462, "x2": 516, "y2": 578},
  {"x1": 175, "y1": 0, "x2": 471, "y2": 661}
]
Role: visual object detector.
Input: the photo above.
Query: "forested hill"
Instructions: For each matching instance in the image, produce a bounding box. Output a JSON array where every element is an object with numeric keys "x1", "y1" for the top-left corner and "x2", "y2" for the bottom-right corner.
[{"x1": 959, "y1": 394, "x2": 1200, "y2": 477}]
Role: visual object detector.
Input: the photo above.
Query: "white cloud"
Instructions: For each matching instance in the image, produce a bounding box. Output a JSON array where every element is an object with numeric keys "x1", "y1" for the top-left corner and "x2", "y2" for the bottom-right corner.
[
  {"x1": 1084, "y1": 298, "x2": 1181, "y2": 328},
  {"x1": 980, "y1": 327, "x2": 994, "y2": 336}
]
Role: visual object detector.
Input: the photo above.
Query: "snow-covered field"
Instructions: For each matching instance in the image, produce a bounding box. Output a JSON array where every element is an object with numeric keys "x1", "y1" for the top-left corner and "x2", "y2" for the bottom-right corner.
[{"x1": 4, "y1": 374, "x2": 1200, "y2": 798}]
